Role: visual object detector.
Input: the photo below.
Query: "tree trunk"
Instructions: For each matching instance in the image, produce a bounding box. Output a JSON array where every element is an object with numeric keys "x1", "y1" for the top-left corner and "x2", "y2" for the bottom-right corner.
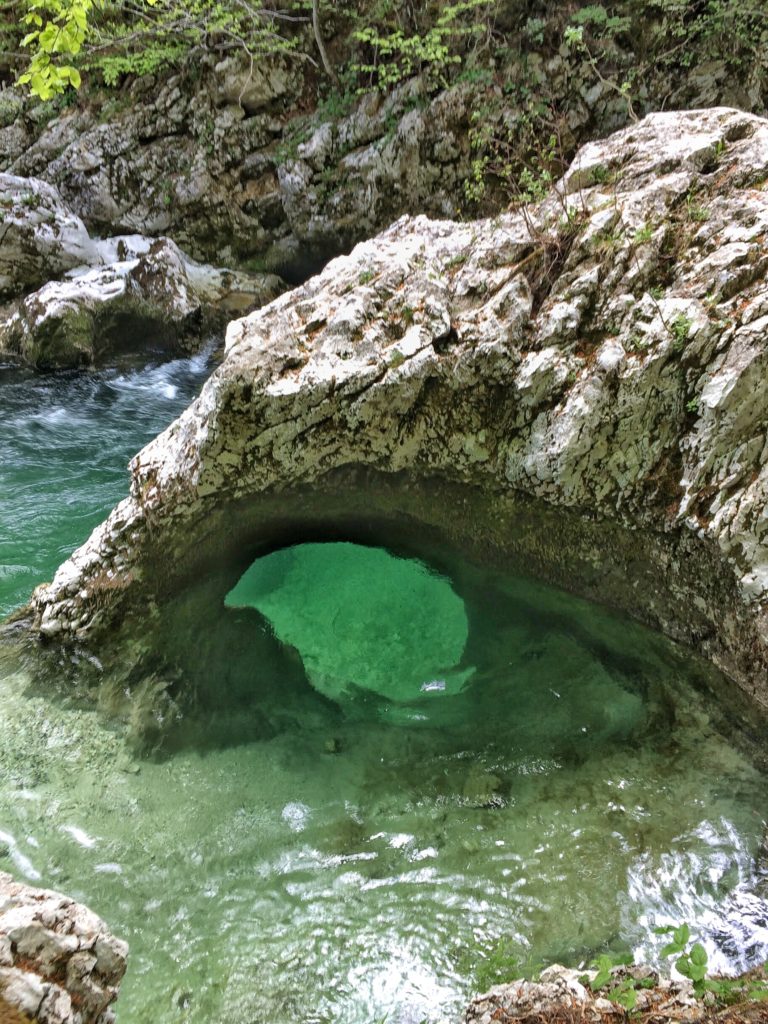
[{"x1": 312, "y1": 0, "x2": 339, "y2": 86}]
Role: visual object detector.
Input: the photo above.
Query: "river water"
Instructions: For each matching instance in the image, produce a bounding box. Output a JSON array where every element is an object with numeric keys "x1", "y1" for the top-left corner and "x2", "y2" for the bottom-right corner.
[{"x1": 1, "y1": 351, "x2": 767, "y2": 1024}]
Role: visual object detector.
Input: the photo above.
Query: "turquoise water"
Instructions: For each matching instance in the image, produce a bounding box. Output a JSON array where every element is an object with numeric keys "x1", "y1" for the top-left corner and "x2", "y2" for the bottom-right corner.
[
  {"x1": 226, "y1": 543, "x2": 473, "y2": 705},
  {"x1": 0, "y1": 350, "x2": 215, "y2": 618},
  {"x1": 1, "y1": 355, "x2": 768, "y2": 1024}
]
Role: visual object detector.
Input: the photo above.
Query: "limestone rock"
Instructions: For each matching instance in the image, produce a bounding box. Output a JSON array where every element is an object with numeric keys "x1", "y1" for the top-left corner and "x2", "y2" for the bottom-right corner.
[
  {"x1": 0, "y1": 174, "x2": 94, "y2": 299},
  {"x1": 0, "y1": 178, "x2": 284, "y2": 368},
  {"x1": 212, "y1": 55, "x2": 303, "y2": 115},
  {"x1": 0, "y1": 872, "x2": 127, "y2": 1024},
  {"x1": 1, "y1": 20, "x2": 766, "y2": 279},
  {"x1": 15, "y1": 107, "x2": 768, "y2": 717},
  {"x1": 0, "y1": 74, "x2": 473, "y2": 275}
]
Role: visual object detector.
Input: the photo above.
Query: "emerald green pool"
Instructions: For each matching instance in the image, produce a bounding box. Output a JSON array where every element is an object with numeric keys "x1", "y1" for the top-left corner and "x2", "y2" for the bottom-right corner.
[{"x1": 1, "y1": 355, "x2": 767, "y2": 1024}]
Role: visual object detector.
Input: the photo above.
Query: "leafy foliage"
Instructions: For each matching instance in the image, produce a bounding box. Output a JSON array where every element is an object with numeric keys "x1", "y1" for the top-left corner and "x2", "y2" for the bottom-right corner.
[
  {"x1": 17, "y1": 0, "x2": 94, "y2": 99},
  {"x1": 13, "y1": 0, "x2": 305, "y2": 96},
  {"x1": 586, "y1": 922, "x2": 768, "y2": 1010},
  {"x1": 349, "y1": 0, "x2": 492, "y2": 92},
  {"x1": 8, "y1": 0, "x2": 768, "y2": 120}
]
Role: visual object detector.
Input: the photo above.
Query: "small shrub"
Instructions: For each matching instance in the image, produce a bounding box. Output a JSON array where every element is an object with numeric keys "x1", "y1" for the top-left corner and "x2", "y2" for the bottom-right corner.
[{"x1": 670, "y1": 313, "x2": 692, "y2": 350}]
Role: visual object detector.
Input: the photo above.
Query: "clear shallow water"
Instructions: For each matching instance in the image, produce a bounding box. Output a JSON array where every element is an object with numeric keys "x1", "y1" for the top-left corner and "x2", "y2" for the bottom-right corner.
[{"x1": 1, "y1": 356, "x2": 768, "y2": 1024}]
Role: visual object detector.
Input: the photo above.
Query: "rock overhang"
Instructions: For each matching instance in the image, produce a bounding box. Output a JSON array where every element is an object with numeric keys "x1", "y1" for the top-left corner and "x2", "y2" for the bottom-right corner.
[{"x1": 5, "y1": 105, "x2": 767, "y2": 718}]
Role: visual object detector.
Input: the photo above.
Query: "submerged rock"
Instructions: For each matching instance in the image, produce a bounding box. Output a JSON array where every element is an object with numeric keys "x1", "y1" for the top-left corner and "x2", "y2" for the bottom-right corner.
[
  {"x1": 225, "y1": 542, "x2": 470, "y2": 706},
  {"x1": 0, "y1": 175, "x2": 284, "y2": 368},
  {"x1": 12, "y1": 107, "x2": 768, "y2": 717},
  {"x1": 0, "y1": 871, "x2": 127, "y2": 1024}
]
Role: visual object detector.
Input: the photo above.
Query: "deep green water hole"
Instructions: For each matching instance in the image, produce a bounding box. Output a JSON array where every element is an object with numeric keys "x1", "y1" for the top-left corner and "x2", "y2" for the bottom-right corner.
[{"x1": 1, "y1": 354, "x2": 768, "y2": 1024}]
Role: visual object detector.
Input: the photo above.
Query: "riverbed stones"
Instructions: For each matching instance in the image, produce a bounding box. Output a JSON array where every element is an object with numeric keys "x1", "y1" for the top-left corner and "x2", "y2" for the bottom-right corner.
[
  {"x1": 14, "y1": 107, "x2": 768, "y2": 715},
  {"x1": 0, "y1": 872, "x2": 127, "y2": 1024}
]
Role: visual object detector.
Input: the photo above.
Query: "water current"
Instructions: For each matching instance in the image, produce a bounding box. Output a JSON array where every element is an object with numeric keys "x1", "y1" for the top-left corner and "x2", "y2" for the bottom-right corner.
[{"x1": 1, "y1": 350, "x2": 767, "y2": 1024}]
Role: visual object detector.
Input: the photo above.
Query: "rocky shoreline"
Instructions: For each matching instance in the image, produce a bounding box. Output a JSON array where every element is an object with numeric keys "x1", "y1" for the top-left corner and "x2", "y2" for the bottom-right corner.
[
  {"x1": 0, "y1": 173, "x2": 284, "y2": 368},
  {"x1": 0, "y1": 873, "x2": 126, "y2": 1024}
]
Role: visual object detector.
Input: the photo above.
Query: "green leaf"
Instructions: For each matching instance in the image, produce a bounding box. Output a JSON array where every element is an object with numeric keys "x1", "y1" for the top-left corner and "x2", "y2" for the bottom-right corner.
[
  {"x1": 690, "y1": 944, "x2": 708, "y2": 968},
  {"x1": 673, "y1": 924, "x2": 690, "y2": 947},
  {"x1": 676, "y1": 956, "x2": 692, "y2": 979},
  {"x1": 689, "y1": 962, "x2": 707, "y2": 982},
  {"x1": 661, "y1": 942, "x2": 683, "y2": 957},
  {"x1": 618, "y1": 987, "x2": 637, "y2": 1011}
]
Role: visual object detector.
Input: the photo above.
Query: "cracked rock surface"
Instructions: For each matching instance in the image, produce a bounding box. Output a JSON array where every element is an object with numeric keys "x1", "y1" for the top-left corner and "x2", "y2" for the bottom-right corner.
[
  {"x1": 14, "y1": 107, "x2": 768, "y2": 710},
  {"x1": 0, "y1": 872, "x2": 127, "y2": 1024}
]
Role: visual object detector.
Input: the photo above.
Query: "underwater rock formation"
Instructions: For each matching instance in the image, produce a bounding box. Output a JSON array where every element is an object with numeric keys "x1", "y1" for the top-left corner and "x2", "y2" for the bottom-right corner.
[
  {"x1": 0, "y1": 872, "x2": 127, "y2": 1024},
  {"x1": 0, "y1": 174, "x2": 284, "y2": 368},
  {"x1": 14, "y1": 107, "x2": 768, "y2": 710}
]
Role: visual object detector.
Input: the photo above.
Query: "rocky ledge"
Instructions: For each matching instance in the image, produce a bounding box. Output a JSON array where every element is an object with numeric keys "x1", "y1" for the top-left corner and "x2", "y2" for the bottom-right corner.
[
  {"x1": 9, "y1": 106, "x2": 768, "y2": 716},
  {"x1": 0, "y1": 174, "x2": 284, "y2": 368},
  {"x1": 0, "y1": 872, "x2": 126, "y2": 1024},
  {"x1": 465, "y1": 964, "x2": 768, "y2": 1023}
]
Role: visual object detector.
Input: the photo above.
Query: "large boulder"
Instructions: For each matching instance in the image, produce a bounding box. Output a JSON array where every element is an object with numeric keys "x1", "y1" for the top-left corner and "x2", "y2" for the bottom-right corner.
[
  {"x1": 0, "y1": 177, "x2": 285, "y2": 368},
  {"x1": 0, "y1": 872, "x2": 127, "y2": 1024},
  {"x1": 11, "y1": 107, "x2": 768, "y2": 717},
  {"x1": 0, "y1": 175, "x2": 95, "y2": 299}
]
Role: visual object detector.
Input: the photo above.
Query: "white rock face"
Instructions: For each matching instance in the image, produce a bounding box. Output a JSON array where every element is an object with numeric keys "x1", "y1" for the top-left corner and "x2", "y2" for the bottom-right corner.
[
  {"x1": 19, "y1": 108, "x2": 768, "y2": 706},
  {"x1": 0, "y1": 175, "x2": 284, "y2": 367},
  {"x1": 0, "y1": 174, "x2": 95, "y2": 299},
  {"x1": 0, "y1": 871, "x2": 127, "y2": 1024}
]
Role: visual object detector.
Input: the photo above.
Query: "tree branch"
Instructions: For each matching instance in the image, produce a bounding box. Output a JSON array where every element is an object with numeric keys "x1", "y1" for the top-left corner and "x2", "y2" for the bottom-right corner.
[{"x1": 311, "y1": 0, "x2": 337, "y2": 85}]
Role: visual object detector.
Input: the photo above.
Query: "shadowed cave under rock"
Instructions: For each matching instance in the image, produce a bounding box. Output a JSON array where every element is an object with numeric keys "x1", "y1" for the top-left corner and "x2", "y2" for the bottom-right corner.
[{"x1": 66, "y1": 474, "x2": 766, "y2": 767}]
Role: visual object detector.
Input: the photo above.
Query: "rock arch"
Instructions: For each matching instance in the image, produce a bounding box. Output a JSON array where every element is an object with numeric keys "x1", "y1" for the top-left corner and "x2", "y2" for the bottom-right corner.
[{"x1": 12, "y1": 108, "x2": 768, "y2": 716}]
